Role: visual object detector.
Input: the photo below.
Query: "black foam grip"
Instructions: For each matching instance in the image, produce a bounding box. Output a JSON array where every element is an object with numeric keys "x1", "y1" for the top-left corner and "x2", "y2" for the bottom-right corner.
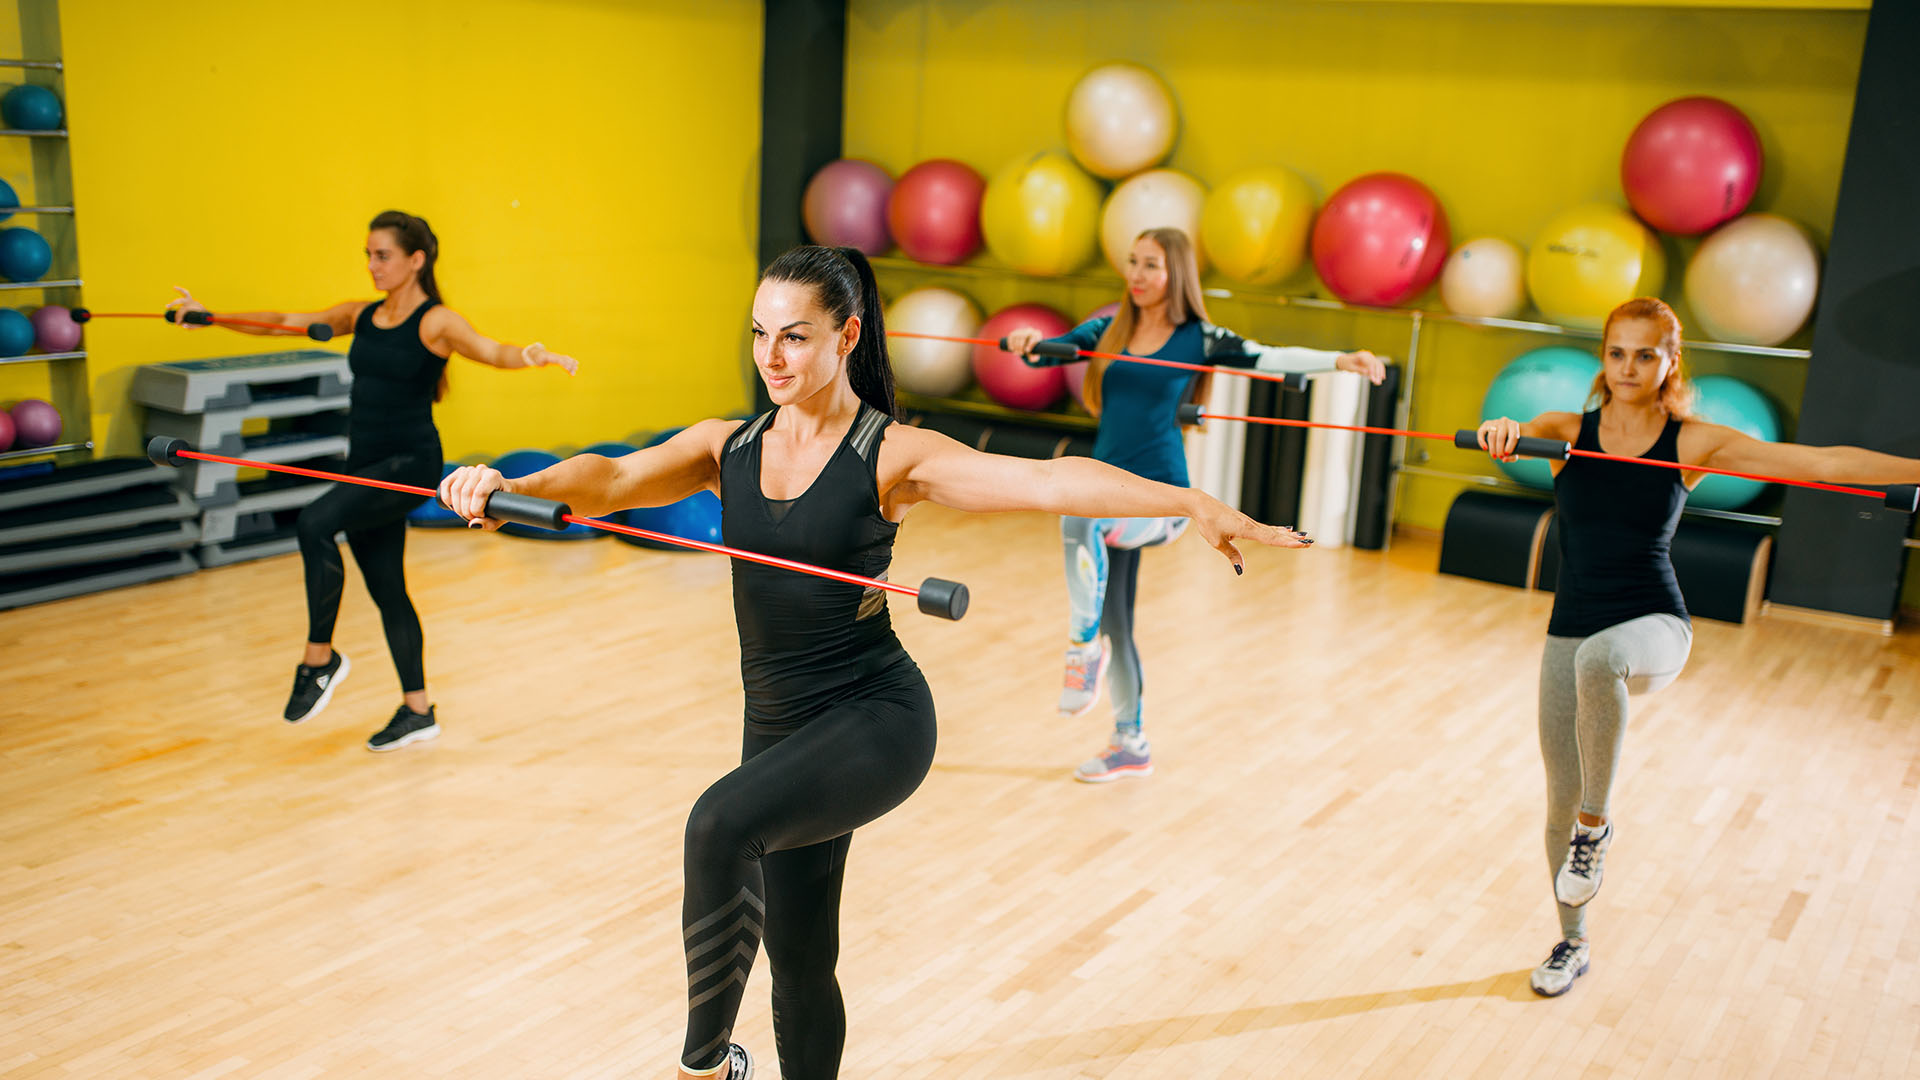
[
  {"x1": 1029, "y1": 340, "x2": 1078, "y2": 359},
  {"x1": 916, "y1": 577, "x2": 969, "y2": 620},
  {"x1": 1177, "y1": 402, "x2": 1205, "y2": 425},
  {"x1": 1278, "y1": 371, "x2": 1308, "y2": 392},
  {"x1": 306, "y1": 323, "x2": 335, "y2": 342},
  {"x1": 1885, "y1": 484, "x2": 1919, "y2": 513},
  {"x1": 68, "y1": 307, "x2": 90, "y2": 323},
  {"x1": 478, "y1": 491, "x2": 572, "y2": 530},
  {"x1": 1453, "y1": 430, "x2": 1570, "y2": 460},
  {"x1": 145, "y1": 435, "x2": 188, "y2": 466},
  {"x1": 162, "y1": 309, "x2": 214, "y2": 326}
]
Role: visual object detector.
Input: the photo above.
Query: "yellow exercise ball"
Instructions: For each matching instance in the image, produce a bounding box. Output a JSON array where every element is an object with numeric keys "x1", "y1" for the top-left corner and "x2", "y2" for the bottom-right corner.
[
  {"x1": 1526, "y1": 203, "x2": 1666, "y2": 330},
  {"x1": 1439, "y1": 237, "x2": 1528, "y2": 319},
  {"x1": 980, "y1": 151, "x2": 1103, "y2": 277},
  {"x1": 1064, "y1": 62, "x2": 1177, "y2": 180},
  {"x1": 1684, "y1": 213, "x2": 1820, "y2": 346},
  {"x1": 1199, "y1": 167, "x2": 1316, "y2": 285},
  {"x1": 885, "y1": 287, "x2": 981, "y2": 398},
  {"x1": 1101, "y1": 168, "x2": 1207, "y2": 275}
]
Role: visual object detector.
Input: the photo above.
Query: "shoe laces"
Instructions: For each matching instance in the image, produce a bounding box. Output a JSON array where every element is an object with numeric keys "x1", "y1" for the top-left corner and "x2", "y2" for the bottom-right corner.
[
  {"x1": 1543, "y1": 940, "x2": 1581, "y2": 971},
  {"x1": 1567, "y1": 828, "x2": 1604, "y2": 877},
  {"x1": 1063, "y1": 648, "x2": 1099, "y2": 691}
]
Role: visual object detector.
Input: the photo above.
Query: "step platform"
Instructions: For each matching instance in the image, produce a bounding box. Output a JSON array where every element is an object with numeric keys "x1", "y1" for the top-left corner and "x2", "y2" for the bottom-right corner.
[
  {"x1": 0, "y1": 549, "x2": 199, "y2": 612},
  {"x1": 130, "y1": 349, "x2": 350, "y2": 414},
  {"x1": 0, "y1": 457, "x2": 171, "y2": 513},
  {"x1": 0, "y1": 484, "x2": 199, "y2": 547},
  {"x1": 0, "y1": 517, "x2": 201, "y2": 575}
]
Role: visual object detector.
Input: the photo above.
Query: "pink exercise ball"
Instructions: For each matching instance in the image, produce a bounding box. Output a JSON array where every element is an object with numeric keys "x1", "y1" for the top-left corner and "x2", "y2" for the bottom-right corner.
[
  {"x1": 802, "y1": 159, "x2": 894, "y2": 255},
  {"x1": 887, "y1": 159, "x2": 985, "y2": 265},
  {"x1": 31, "y1": 303, "x2": 81, "y2": 352},
  {"x1": 974, "y1": 304, "x2": 1071, "y2": 411},
  {"x1": 10, "y1": 397, "x2": 61, "y2": 448},
  {"x1": 1621, "y1": 96, "x2": 1762, "y2": 236},
  {"x1": 0, "y1": 409, "x2": 13, "y2": 452},
  {"x1": 1310, "y1": 173, "x2": 1450, "y2": 306}
]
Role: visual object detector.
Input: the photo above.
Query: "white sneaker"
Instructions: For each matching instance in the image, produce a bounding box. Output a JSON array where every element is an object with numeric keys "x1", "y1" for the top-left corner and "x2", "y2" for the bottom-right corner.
[
  {"x1": 1057, "y1": 638, "x2": 1106, "y2": 717},
  {"x1": 1530, "y1": 938, "x2": 1591, "y2": 997},
  {"x1": 1074, "y1": 732, "x2": 1152, "y2": 783},
  {"x1": 1555, "y1": 822, "x2": 1613, "y2": 907}
]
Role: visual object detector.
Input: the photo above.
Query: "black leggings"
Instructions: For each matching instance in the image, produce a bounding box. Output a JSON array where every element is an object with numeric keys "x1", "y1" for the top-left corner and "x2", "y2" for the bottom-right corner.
[
  {"x1": 295, "y1": 449, "x2": 441, "y2": 693},
  {"x1": 680, "y1": 664, "x2": 937, "y2": 1078}
]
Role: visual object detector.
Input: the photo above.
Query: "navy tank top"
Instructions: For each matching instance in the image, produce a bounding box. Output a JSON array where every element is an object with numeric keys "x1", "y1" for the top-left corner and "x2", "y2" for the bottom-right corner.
[{"x1": 1548, "y1": 409, "x2": 1691, "y2": 638}]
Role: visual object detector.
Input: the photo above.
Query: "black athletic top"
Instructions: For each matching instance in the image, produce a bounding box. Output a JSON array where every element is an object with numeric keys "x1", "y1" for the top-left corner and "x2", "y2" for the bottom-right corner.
[
  {"x1": 348, "y1": 299, "x2": 446, "y2": 458},
  {"x1": 720, "y1": 404, "x2": 918, "y2": 733},
  {"x1": 1548, "y1": 409, "x2": 1690, "y2": 638}
]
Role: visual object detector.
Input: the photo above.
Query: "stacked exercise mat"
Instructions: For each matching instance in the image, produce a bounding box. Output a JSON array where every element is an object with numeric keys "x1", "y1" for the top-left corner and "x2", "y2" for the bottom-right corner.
[
  {"x1": 133, "y1": 350, "x2": 351, "y2": 568},
  {"x1": 0, "y1": 456, "x2": 200, "y2": 611}
]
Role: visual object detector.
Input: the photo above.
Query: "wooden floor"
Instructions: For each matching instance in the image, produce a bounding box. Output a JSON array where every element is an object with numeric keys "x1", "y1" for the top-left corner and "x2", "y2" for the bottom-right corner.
[{"x1": 3, "y1": 507, "x2": 1918, "y2": 1079}]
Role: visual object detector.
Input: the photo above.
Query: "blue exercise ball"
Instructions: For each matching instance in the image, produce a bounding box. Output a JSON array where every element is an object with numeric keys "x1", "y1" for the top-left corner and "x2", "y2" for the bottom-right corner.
[
  {"x1": 0, "y1": 307, "x2": 34, "y2": 357},
  {"x1": 492, "y1": 449, "x2": 600, "y2": 539},
  {"x1": 574, "y1": 442, "x2": 640, "y2": 523},
  {"x1": 1, "y1": 85, "x2": 61, "y2": 131},
  {"x1": 622, "y1": 491, "x2": 722, "y2": 551},
  {"x1": 1687, "y1": 375, "x2": 1782, "y2": 510},
  {"x1": 0, "y1": 227, "x2": 51, "y2": 282},
  {"x1": 407, "y1": 463, "x2": 465, "y2": 528},
  {"x1": 0, "y1": 179, "x2": 17, "y2": 223},
  {"x1": 1481, "y1": 346, "x2": 1602, "y2": 490}
]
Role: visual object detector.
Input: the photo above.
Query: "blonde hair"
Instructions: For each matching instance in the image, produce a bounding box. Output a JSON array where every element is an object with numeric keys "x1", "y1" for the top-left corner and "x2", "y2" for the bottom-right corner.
[
  {"x1": 1591, "y1": 297, "x2": 1694, "y2": 417},
  {"x1": 1084, "y1": 227, "x2": 1211, "y2": 417}
]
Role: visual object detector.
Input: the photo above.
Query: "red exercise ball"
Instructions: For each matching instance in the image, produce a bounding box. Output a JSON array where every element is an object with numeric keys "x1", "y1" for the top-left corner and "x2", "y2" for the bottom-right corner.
[
  {"x1": 802, "y1": 159, "x2": 894, "y2": 255},
  {"x1": 887, "y1": 159, "x2": 985, "y2": 265},
  {"x1": 1310, "y1": 173, "x2": 1450, "y2": 306},
  {"x1": 1621, "y1": 96, "x2": 1762, "y2": 236},
  {"x1": 974, "y1": 304, "x2": 1071, "y2": 411},
  {"x1": 0, "y1": 408, "x2": 13, "y2": 452}
]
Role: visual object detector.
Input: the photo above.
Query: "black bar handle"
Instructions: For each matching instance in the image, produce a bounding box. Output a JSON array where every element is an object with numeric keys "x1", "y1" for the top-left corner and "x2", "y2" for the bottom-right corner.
[
  {"x1": 1886, "y1": 484, "x2": 1919, "y2": 514},
  {"x1": 1454, "y1": 430, "x2": 1571, "y2": 460},
  {"x1": 146, "y1": 435, "x2": 188, "y2": 466},
  {"x1": 916, "y1": 577, "x2": 969, "y2": 621},
  {"x1": 1177, "y1": 402, "x2": 1205, "y2": 425},
  {"x1": 306, "y1": 323, "x2": 334, "y2": 342},
  {"x1": 163, "y1": 309, "x2": 214, "y2": 326},
  {"x1": 472, "y1": 491, "x2": 573, "y2": 530}
]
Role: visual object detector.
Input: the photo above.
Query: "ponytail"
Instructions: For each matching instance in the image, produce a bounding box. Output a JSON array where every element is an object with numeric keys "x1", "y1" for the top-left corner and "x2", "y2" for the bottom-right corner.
[{"x1": 760, "y1": 244, "x2": 898, "y2": 417}]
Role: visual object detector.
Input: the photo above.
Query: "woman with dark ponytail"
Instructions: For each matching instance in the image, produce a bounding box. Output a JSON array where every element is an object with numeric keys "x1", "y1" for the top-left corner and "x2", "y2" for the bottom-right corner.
[
  {"x1": 168, "y1": 210, "x2": 579, "y2": 752},
  {"x1": 438, "y1": 244, "x2": 1309, "y2": 1079}
]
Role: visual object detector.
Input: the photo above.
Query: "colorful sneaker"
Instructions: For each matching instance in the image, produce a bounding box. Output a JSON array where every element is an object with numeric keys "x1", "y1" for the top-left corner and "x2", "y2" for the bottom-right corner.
[
  {"x1": 283, "y1": 651, "x2": 350, "y2": 724},
  {"x1": 684, "y1": 1044, "x2": 753, "y2": 1078},
  {"x1": 1057, "y1": 638, "x2": 1106, "y2": 717},
  {"x1": 1074, "y1": 732, "x2": 1152, "y2": 783},
  {"x1": 1529, "y1": 938, "x2": 1591, "y2": 997},
  {"x1": 366, "y1": 705, "x2": 439, "y2": 752},
  {"x1": 1555, "y1": 822, "x2": 1613, "y2": 907}
]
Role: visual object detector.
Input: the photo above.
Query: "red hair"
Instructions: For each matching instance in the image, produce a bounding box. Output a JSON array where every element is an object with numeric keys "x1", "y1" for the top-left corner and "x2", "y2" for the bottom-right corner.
[{"x1": 1592, "y1": 297, "x2": 1694, "y2": 417}]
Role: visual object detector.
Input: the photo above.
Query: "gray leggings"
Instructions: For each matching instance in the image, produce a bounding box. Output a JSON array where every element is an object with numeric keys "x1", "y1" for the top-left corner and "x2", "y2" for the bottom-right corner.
[{"x1": 1539, "y1": 613, "x2": 1693, "y2": 940}]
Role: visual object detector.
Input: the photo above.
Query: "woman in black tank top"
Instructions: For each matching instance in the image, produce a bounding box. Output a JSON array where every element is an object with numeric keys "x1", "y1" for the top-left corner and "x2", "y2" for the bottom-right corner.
[
  {"x1": 167, "y1": 210, "x2": 578, "y2": 752},
  {"x1": 440, "y1": 245, "x2": 1309, "y2": 1080},
  {"x1": 1476, "y1": 298, "x2": 1920, "y2": 1000}
]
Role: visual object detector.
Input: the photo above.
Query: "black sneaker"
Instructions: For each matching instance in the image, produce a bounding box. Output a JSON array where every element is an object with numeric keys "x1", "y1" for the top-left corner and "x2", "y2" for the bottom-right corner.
[
  {"x1": 366, "y1": 705, "x2": 439, "y2": 752},
  {"x1": 283, "y1": 652, "x2": 350, "y2": 723}
]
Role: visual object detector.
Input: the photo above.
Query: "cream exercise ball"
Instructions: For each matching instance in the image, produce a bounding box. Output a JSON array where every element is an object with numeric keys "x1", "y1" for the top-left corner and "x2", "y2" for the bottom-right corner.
[
  {"x1": 1684, "y1": 213, "x2": 1820, "y2": 346},
  {"x1": 1064, "y1": 62, "x2": 1178, "y2": 180},
  {"x1": 885, "y1": 287, "x2": 982, "y2": 397},
  {"x1": 1100, "y1": 168, "x2": 1207, "y2": 275},
  {"x1": 1439, "y1": 237, "x2": 1528, "y2": 319}
]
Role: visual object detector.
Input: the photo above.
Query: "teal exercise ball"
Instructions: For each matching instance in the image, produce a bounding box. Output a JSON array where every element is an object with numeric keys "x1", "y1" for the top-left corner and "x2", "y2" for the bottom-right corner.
[
  {"x1": 1, "y1": 84, "x2": 62, "y2": 130},
  {"x1": 1686, "y1": 374, "x2": 1781, "y2": 510},
  {"x1": 0, "y1": 227, "x2": 51, "y2": 282},
  {"x1": 1480, "y1": 346, "x2": 1601, "y2": 489}
]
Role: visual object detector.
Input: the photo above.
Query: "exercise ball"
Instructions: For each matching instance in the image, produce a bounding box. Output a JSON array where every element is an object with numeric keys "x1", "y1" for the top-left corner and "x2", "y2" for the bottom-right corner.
[
  {"x1": 888, "y1": 159, "x2": 984, "y2": 265},
  {"x1": 1527, "y1": 204, "x2": 1665, "y2": 330},
  {"x1": 974, "y1": 304, "x2": 1071, "y2": 411},
  {"x1": 1480, "y1": 347, "x2": 1602, "y2": 490},
  {"x1": 802, "y1": 159, "x2": 894, "y2": 255},
  {"x1": 9, "y1": 397, "x2": 61, "y2": 448},
  {"x1": 1685, "y1": 375, "x2": 1782, "y2": 510},
  {"x1": 1684, "y1": 214, "x2": 1819, "y2": 347},
  {"x1": 1201, "y1": 167, "x2": 1315, "y2": 285},
  {"x1": 1439, "y1": 237, "x2": 1527, "y2": 319},
  {"x1": 0, "y1": 308, "x2": 32, "y2": 356},
  {"x1": 980, "y1": 151, "x2": 1102, "y2": 276},
  {"x1": 624, "y1": 491, "x2": 723, "y2": 550},
  {"x1": 1101, "y1": 169, "x2": 1207, "y2": 275},
  {"x1": 1621, "y1": 96, "x2": 1762, "y2": 236},
  {"x1": 0, "y1": 409, "x2": 12, "y2": 452},
  {"x1": 1, "y1": 84, "x2": 61, "y2": 130},
  {"x1": 886, "y1": 287, "x2": 980, "y2": 397},
  {"x1": 1067, "y1": 302, "x2": 1120, "y2": 408},
  {"x1": 0, "y1": 178, "x2": 16, "y2": 223},
  {"x1": 31, "y1": 304, "x2": 79, "y2": 352},
  {"x1": 407, "y1": 463, "x2": 466, "y2": 528},
  {"x1": 0, "y1": 227, "x2": 51, "y2": 282},
  {"x1": 1064, "y1": 62, "x2": 1177, "y2": 180},
  {"x1": 580, "y1": 441, "x2": 640, "y2": 458},
  {"x1": 1310, "y1": 173, "x2": 1449, "y2": 306},
  {"x1": 491, "y1": 450, "x2": 599, "y2": 539}
]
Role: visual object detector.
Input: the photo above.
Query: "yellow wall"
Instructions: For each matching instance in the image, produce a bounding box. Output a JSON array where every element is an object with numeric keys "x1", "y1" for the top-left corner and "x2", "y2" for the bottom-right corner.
[
  {"x1": 0, "y1": 0, "x2": 763, "y2": 462},
  {"x1": 843, "y1": 0, "x2": 1869, "y2": 527}
]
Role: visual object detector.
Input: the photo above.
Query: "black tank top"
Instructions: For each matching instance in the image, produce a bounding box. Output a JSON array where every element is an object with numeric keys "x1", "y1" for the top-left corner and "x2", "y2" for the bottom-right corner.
[
  {"x1": 348, "y1": 299, "x2": 446, "y2": 457},
  {"x1": 720, "y1": 404, "x2": 915, "y2": 733},
  {"x1": 1548, "y1": 409, "x2": 1691, "y2": 638}
]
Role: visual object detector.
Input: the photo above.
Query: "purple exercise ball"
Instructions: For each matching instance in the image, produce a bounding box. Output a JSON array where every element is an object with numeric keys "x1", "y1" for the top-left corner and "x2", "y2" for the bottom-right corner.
[
  {"x1": 10, "y1": 397, "x2": 61, "y2": 448},
  {"x1": 802, "y1": 159, "x2": 895, "y2": 255},
  {"x1": 31, "y1": 304, "x2": 80, "y2": 352}
]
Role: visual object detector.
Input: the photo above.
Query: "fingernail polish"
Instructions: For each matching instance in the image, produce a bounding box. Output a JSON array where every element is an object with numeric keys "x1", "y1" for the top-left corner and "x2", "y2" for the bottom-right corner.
[{"x1": 1233, "y1": 563, "x2": 1243, "y2": 576}]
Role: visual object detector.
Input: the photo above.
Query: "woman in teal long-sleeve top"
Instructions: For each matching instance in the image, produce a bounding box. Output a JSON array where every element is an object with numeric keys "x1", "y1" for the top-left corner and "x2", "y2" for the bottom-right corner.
[{"x1": 1005, "y1": 227, "x2": 1384, "y2": 782}]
